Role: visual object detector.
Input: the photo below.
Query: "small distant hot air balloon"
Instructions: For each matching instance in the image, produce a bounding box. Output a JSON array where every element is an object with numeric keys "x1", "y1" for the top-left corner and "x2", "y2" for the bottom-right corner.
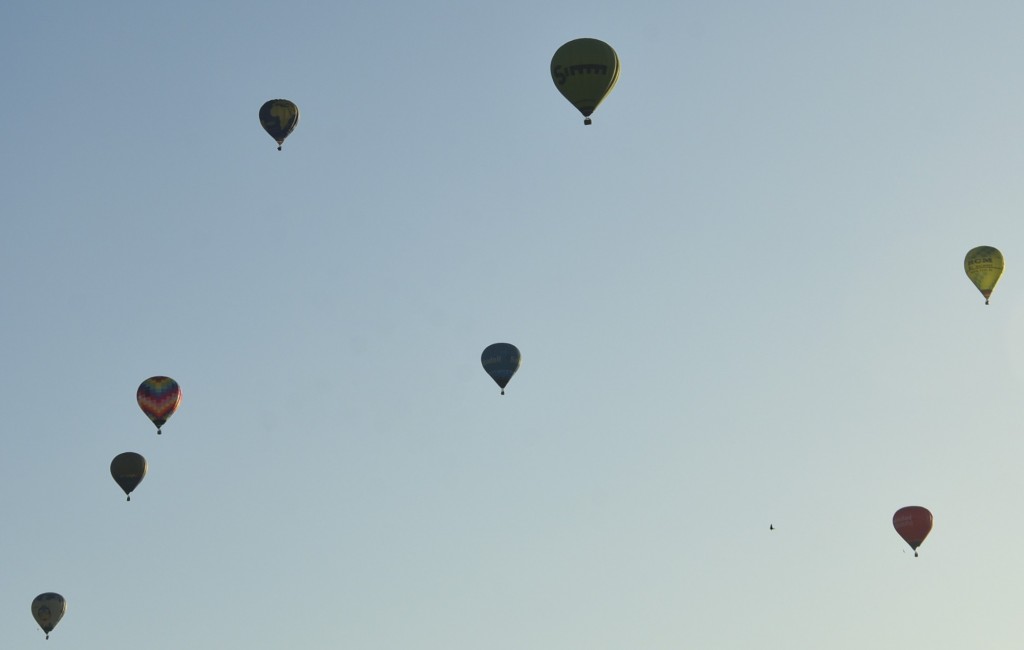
[
  {"x1": 481, "y1": 343, "x2": 521, "y2": 395},
  {"x1": 964, "y1": 245, "x2": 1004, "y2": 304},
  {"x1": 111, "y1": 452, "x2": 148, "y2": 501},
  {"x1": 259, "y1": 99, "x2": 300, "y2": 150},
  {"x1": 893, "y1": 506, "x2": 933, "y2": 557},
  {"x1": 137, "y1": 376, "x2": 181, "y2": 435},
  {"x1": 32, "y1": 592, "x2": 66, "y2": 639},
  {"x1": 551, "y1": 38, "x2": 620, "y2": 125}
]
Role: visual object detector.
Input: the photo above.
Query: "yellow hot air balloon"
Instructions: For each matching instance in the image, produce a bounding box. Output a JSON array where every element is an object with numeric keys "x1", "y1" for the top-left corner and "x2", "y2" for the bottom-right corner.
[
  {"x1": 551, "y1": 38, "x2": 620, "y2": 125},
  {"x1": 964, "y1": 246, "x2": 1004, "y2": 304}
]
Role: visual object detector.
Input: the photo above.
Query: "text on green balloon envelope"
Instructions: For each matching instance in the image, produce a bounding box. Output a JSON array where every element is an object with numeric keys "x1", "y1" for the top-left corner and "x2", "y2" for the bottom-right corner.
[{"x1": 552, "y1": 64, "x2": 612, "y2": 85}]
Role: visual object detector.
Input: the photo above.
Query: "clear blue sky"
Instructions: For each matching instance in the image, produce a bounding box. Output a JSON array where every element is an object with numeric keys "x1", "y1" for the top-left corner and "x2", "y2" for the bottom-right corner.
[{"x1": 4, "y1": 2, "x2": 1024, "y2": 648}]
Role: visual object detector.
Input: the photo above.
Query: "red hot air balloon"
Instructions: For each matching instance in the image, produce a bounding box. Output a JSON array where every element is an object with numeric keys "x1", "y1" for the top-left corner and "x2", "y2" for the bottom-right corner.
[
  {"x1": 137, "y1": 376, "x2": 182, "y2": 435},
  {"x1": 893, "y1": 506, "x2": 933, "y2": 557}
]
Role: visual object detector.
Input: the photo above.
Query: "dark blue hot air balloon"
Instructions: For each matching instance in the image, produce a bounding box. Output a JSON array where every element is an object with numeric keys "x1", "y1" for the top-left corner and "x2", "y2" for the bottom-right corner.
[{"x1": 481, "y1": 343, "x2": 521, "y2": 395}]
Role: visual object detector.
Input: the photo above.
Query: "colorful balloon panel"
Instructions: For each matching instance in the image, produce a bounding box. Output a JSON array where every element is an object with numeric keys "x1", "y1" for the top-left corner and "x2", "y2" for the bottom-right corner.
[
  {"x1": 964, "y1": 245, "x2": 1004, "y2": 304},
  {"x1": 111, "y1": 452, "x2": 148, "y2": 501},
  {"x1": 137, "y1": 376, "x2": 181, "y2": 433},
  {"x1": 551, "y1": 38, "x2": 620, "y2": 125},
  {"x1": 893, "y1": 506, "x2": 933, "y2": 556},
  {"x1": 31, "y1": 592, "x2": 66, "y2": 639},
  {"x1": 481, "y1": 343, "x2": 521, "y2": 394},
  {"x1": 259, "y1": 99, "x2": 300, "y2": 150}
]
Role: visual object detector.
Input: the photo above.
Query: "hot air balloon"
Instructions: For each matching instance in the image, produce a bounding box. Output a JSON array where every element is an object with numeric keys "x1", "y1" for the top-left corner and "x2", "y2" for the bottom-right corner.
[
  {"x1": 137, "y1": 376, "x2": 181, "y2": 435},
  {"x1": 893, "y1": 506, "x2": 932, "y2": 557},
  {"x1": 259, "y1": 99, "x2": 299, "y2": 150},
  {"x1": 111, "y1": 452, "x2": 148, "y2": 501},
  {"x1": 964, "y1": 246, "x2": 1004, "y2": 304},
  {"x1": 551, "y1": 38, "x2": 620, "y2": 125},
  {"x1": 481, "y1": 343, "x2": 521, "y2": 395},
  {"x1": 31, "y1": 592, "x2": 66, "y2": 639}
]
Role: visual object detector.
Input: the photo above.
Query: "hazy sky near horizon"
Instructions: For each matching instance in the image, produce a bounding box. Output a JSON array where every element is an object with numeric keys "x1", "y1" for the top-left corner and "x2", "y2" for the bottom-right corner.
[{"x1": 4, "y1": 2, "x2": 1024, "y2": 648}]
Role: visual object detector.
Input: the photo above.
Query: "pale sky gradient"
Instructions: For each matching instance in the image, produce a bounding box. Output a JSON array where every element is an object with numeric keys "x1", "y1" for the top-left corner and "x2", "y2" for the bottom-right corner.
[{"x1": 4, "y1": 2, "x2": 1024, "y2": 648}]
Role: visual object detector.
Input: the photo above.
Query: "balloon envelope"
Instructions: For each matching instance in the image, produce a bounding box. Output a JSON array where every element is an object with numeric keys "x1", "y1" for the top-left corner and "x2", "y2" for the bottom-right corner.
[
  {"x1": 32, "y1": 592, "x2": 66, "y2": 638},
  {"x1": 964, "y1": 246, "x2": 1004, "y2": 304},
  {"x1": 481, "y1": 343, "x2": 521, "y2": 394},
  {"x1": 137, "y1": 376, "x2": 181, "y2": 434},
  {"x1": 551, "y1": 38, "x2": 620, "y2": 125},
  {"x1": 111, "y1": 452, "x2": 148, "y2": 501},
  {"x1": 893, "y1": 506, "x2": 933, "y2": 555},
  {"x1": 259, "y1": 99, "x2": 299, "y2": 150}
]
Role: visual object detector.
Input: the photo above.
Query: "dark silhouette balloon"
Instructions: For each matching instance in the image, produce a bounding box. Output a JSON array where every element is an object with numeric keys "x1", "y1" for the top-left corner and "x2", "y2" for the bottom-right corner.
[
  {"x1": 551, "y1": 38, "x2": 620, "y2": 125},
  {"x1": 32, "y1": 592, "x2": 66, "y2": 639},
  {"x1": 481, "y1": 343, "x2": 521, "y2": 395},
  {"x1": 137, "y1": 376, "x2": 181, "y2": 435},
  {"x1": 111, "y1": 452, "x2": 148, "y2": 501},
  {"x1": 259, "y1": 99, "x2": 300, "y2": 150},
  {"x1": 893, "y1": 506, "x2": 933, "y2": 557}
]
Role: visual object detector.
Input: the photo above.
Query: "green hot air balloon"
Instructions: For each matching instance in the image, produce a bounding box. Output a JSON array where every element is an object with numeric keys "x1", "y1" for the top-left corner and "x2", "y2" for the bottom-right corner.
[
  {"x1": 551, "y1": 38, "x2": 620, "y2": 125},
  {"x1": 481, "y1": 343, "x2": 521, "y2": 395},
  {"x1": 964, "y1": 245, "x2": 1004, "y2": 304},
  {"x1": 32, "y1": 592, "x2": 66, "y2": 640},
  {"x1": 259, "y1": 99, "x2": 300, "y2": 150},
  {"x1": 111, "y1": 452, "x2": 148, "y2": 501}
]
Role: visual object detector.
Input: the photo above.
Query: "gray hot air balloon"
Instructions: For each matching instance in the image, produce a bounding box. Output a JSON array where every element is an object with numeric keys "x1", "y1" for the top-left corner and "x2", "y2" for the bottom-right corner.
[{"x1": 32, "y1": 592, "x2": 66, "y2": 639}]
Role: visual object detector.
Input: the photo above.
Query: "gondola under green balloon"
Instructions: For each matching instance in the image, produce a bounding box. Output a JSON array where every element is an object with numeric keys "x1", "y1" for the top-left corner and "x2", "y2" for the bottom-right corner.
[
  {"x1": 111, "y1": 452, "x2": 148, "y2": 502},
  {"x1": 259, "y1": 99, "x2": 299, "y2": 151},
  {"x1": 551, "y1": 38, "x2": 620, "y2": 125},
  {"x1": 964, "y1": 245, "x2": 1004, "y2": 305}
]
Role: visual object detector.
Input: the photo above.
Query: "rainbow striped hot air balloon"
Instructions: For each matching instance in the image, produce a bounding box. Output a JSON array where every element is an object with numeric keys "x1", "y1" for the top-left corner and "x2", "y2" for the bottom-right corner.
[{"x1": 137, "y1": 376, "x2": 181, "y2": 435}]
